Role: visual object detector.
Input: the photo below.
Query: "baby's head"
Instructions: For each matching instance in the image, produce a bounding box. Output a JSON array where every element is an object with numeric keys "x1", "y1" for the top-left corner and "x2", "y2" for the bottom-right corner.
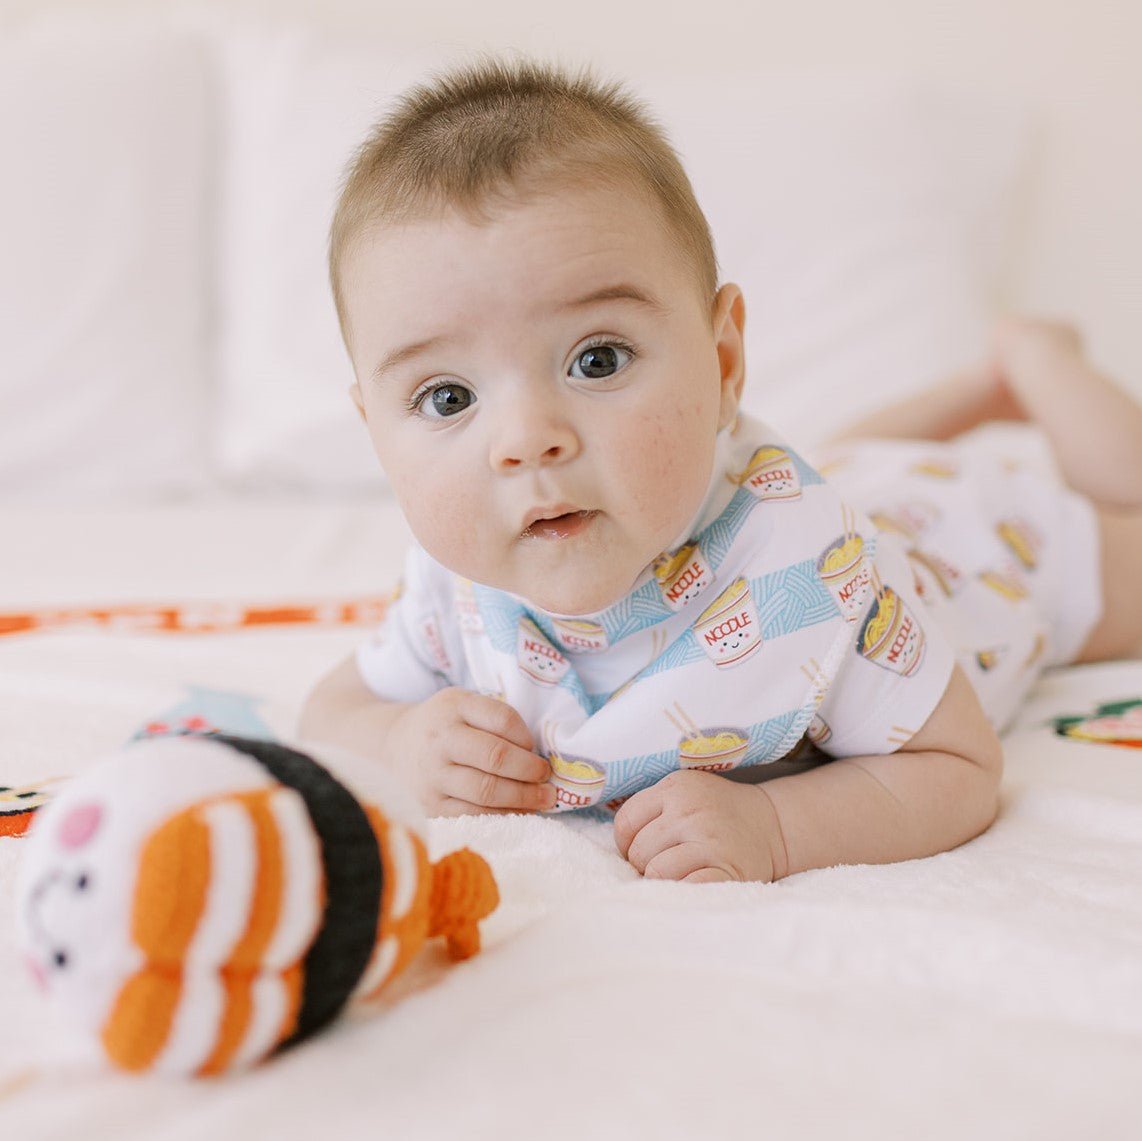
[{"x1": 330, "y1": 57, "x2": 746, "y2": 616}]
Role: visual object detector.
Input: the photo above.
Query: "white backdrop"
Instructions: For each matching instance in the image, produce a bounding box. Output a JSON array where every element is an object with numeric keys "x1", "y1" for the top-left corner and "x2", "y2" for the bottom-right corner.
[{"x1": 3, "y1": 0, "x2": 1138, "y2": 395}]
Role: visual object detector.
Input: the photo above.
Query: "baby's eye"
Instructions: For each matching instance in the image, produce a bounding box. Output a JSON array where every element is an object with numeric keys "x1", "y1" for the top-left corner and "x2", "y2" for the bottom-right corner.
[
  {"x1": 414, "y1": 382, "x2": 475, "y2": 420},
  {"x1": 569, "y1": 342, "x2": 633, "y2": 381}
]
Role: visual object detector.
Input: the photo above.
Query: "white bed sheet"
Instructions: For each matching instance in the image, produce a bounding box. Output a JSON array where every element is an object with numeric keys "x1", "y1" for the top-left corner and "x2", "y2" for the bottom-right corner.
[{"x1": 2, "y1": 501, "x2": 1141, "y2": 1140}]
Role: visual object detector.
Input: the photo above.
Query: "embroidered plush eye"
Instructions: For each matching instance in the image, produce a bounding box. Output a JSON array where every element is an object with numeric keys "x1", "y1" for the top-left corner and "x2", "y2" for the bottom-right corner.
[
  {"x1": 74, "y1": 872, "x2": 91, "y2": 892},
  {"x1": 53, "y1": 949, "x2": 69, "y2": 969}
]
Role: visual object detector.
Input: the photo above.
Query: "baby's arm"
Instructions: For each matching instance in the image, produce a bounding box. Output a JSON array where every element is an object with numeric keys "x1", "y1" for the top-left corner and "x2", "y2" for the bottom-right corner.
[
  {"x1": 299, "y1": 653, "x2": 555, "y2": 816},
  {"x1": 614, "y1": 665, "x2": 1002, "y2": 882}
]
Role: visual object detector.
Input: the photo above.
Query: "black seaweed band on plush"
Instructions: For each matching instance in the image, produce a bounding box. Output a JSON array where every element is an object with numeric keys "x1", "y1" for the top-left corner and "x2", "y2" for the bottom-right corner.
[{"x1": 213, "y1": 734, "x2": 383, "y2": 1048}]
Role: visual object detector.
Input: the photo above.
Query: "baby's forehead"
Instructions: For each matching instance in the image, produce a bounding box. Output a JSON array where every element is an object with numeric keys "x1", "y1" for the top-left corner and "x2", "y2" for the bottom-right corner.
[{"x1": 355, "y1": 184, "x2": 691, "y2": 302}]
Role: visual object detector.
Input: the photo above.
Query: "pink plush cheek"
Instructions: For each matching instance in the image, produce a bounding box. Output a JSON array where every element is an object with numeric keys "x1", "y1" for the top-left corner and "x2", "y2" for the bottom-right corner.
[
  {"x1": 25, "y1": 955, "x2": 46, "y2": 991},
  {"x1": 57, "y1": 802, "x2": 103, "y2": 849}
]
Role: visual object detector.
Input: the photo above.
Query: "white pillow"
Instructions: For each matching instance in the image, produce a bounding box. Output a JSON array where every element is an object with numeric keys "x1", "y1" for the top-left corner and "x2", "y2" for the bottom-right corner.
[
  {"x1": 214, "y1": 24, "x2": 442, "y2": 492},
  {"x1": 637, "y1": 72, "x2": 1030, "y2": 447},
  {"x1": 0, "y1": 19, "x2": 213, "y2": 503},
  {"x1": 217, "y1": 34, "x2": 1028, "y2": 488}
]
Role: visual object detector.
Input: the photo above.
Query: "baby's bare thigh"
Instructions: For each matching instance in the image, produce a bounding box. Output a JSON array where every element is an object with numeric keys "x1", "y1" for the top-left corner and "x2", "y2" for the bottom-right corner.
[{"x1": 1075, "y1": 507, "x2": 1142, "y2": 662}]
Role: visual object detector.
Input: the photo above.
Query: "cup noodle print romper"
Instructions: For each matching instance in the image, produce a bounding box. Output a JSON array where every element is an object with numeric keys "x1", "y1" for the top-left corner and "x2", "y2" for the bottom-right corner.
[{"x1": 355, "y1": 416, "x2": 1101, "y2": 813}]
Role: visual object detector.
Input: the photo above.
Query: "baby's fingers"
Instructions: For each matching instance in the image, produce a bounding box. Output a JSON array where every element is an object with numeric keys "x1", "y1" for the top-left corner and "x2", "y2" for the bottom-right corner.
[
  {"x1": 452, "y1": 724, "x2": 552, "y2": 786},
  {"x1": 457, "y1": 692, "x2": 537, "y2": 752},
  {"x1": 443, "y1": 762, "x2": 557, "y2": 813}
]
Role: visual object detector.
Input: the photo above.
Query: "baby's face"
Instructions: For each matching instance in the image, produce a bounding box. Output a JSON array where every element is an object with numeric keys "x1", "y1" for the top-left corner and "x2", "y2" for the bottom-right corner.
[{"x1": 341, "y1": 182, "x2": 743, "y2": 615}]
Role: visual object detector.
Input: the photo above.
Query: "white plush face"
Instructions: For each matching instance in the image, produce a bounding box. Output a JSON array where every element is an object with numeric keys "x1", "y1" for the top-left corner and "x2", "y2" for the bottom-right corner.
[
  {"x1": 16, "y1": 738, "x2": 275, "y2": 1036},
  {"x1": 17, "y1": 782, "x2": 144, "y2": 1034}
]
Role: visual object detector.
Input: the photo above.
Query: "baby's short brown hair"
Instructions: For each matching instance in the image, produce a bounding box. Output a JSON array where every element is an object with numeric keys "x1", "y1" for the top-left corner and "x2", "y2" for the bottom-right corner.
[{"x1": 328, "y1": 56, "x2": 719, "y2": 340}]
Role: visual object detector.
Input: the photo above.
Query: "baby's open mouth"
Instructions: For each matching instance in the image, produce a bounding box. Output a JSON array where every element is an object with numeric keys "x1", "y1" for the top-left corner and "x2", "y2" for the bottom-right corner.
[{"x1": 521, "y1": 510, "x2": 599, "y2": 540}]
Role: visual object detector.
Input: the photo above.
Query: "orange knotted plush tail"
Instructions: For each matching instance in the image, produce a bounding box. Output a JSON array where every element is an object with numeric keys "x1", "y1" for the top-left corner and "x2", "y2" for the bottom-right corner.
[{"x1": 427, "y1": 848, "x2": 499, "y2": 960}]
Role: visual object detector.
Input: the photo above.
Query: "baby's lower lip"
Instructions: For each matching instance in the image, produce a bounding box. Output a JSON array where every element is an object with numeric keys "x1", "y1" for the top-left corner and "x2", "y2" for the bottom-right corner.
[{"x1": 523, "y1": 510, "x2": 599, "y2": 540}]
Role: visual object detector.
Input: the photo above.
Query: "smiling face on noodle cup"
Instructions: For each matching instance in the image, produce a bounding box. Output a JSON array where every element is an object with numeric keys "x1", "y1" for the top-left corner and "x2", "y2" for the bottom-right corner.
[
  {"x1": 694, "y1": 577, "x2": 762, "y2": 668},
  {"x1": 735, "y1": 446, "x2": 801, "y2": 501},
  {"x1": 677, "y1": 728, "x2": 749, "y2": 772},
  {"x1": 654, "y1": 543, "x2": 714, "y2": 611},
  {"x1": 816, "y1": 533, "x2": 871, "y2": 622},
  {"x1": 857, "y1": 587, "x2": 926, "y2": 676},
  {"x1": 546, "y1": 752, "x2": 606, "y2": 811},
  {"x1": 516, "y1": 618, "x2": 570, "y2": 685}
]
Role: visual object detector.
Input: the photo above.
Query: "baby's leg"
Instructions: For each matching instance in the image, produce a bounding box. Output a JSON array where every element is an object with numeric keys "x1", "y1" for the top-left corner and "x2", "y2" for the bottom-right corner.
[
  {"x1": 828, "y1": 360, "x2": 1025, "y2": 443},
  {"x1": 1074, "y1": 505, "x2": 1142, "y2": 662},
  {"x1": 994, "y1": 317, "x2": 1142, "y2": 509}
]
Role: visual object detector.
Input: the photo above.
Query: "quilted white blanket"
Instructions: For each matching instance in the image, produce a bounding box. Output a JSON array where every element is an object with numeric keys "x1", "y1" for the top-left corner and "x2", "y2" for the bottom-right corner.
[{"x1": 2, "y1": 502, "x2": 1141, "y2": 1139}]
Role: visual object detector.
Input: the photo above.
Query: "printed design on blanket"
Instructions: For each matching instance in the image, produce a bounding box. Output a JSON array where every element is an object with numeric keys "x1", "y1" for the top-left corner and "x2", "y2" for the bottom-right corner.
[
  {"x1": 1054, "y1": 699, "x2": 1142, "y2": 748},
  {"x1": 1, "y1": 781, "x2": 63, "y2": 838},
  {"x1": 0, "y1": 596, "x2": 393, "y2": 638},
  {"x1": 131, "y1": 687, "x2": 278, "y2": 744}
]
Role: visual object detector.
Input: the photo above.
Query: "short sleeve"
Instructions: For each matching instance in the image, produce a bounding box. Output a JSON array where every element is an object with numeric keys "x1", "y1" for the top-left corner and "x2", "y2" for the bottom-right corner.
[
  {"x1": 813, "y1": 527, "x2": 956, "y2": 758},
  {"x1": 355, "y1": 545, "x2": 464, "y2": 703}
]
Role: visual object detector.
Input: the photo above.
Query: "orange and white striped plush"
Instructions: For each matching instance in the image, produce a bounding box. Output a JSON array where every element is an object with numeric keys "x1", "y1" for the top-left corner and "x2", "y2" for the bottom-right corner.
[{"x1": 16, "y1": 735, "x2": 499, "y2": 1076}]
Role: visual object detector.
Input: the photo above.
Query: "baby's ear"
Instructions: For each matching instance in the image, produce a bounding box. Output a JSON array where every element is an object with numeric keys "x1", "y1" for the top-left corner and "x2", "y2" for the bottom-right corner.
[
  {"x1": 349, "y1": 383, "x2": 367, "y2": 424},
  {"x1": 713, "y1": 284, "x2": 746, "y2": 429}
]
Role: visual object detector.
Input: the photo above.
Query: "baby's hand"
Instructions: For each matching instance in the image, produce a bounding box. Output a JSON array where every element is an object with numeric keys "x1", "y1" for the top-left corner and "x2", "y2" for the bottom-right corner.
[
  {"x1": 613, "y1": 770, "x2": 787, "y2": 884},
  {"x1": 388, "y1": 688, "x2": 556, "y2": 817}
]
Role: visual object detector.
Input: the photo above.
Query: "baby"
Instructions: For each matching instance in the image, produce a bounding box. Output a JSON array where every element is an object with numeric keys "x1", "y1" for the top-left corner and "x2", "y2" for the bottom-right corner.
[{"x1": 300, "y1": 58, "x2": 1142, "y2": 884}]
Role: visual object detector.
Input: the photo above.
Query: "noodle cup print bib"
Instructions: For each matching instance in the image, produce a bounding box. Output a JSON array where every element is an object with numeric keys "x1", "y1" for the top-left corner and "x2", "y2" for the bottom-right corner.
[
  {"x1": 694, "y1": 578, "x2": 762, "y2": 668},
  {"x1": 517, "y1": 618, "x2": 570, "y2": 685},
  {"x1": 551, "y1": 617, "x2": 609, "y2": 654},
  {"x1": 857, "y1": 587, "x2": 926, "y2": 677},
  {"x1": 677, "y1": 728, "x2": 749, "y2": 772},
  {"x1": 654, "y1": 544, "x2": 715, "y2": 611},
  {"x1": 816, "y1": 534, "x2": 872, "y2": 622},
  {"x1": 546, "y1": 752, "x2": 606, "y2": 811},
  {"x1": 735, "y1": 446, "x2": 802, "y2": 501}
]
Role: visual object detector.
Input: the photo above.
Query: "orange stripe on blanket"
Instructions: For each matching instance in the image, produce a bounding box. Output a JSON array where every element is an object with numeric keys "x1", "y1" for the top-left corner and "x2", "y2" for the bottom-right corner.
[{"x1": 0, "y1": 596, "x2": 395, "y2": 637}]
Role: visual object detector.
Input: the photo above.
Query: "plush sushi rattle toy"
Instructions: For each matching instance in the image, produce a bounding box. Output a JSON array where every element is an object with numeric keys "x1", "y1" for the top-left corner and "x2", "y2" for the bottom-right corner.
[{"x1": 16, "y1": 734, "x2": 499, "y2": 1076}]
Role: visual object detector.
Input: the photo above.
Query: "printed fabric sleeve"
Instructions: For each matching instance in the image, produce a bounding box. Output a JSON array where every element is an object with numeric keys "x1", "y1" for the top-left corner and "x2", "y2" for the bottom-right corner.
[
  {"x1": 812, "y1": 525, "x2": 956, "y2": 759},
  {"x1": 355, "y1": 545, "x2": 464, "y2": 703}
]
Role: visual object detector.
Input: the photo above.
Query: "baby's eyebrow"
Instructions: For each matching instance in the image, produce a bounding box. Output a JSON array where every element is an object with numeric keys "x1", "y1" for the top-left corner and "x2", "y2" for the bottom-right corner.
[
  {"x1": 558, "y1": 282, "x2": 669, "y2": 316},
  {"x1": 371, "y1": 335, "x2": 450, "y2": 384}
]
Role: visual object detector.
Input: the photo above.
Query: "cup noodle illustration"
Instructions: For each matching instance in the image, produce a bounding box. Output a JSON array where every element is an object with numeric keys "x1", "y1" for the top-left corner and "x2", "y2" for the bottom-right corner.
[
  {"x1": 546, "y1": 751, "x2": 607, "y2": 811},
  {"x1": 654, "y1": 543, "x2": 715, "y2": 611},
  {"x1": 856, "y1": 586, "x2": 926, "y2": 677},
  {"x1": 978, "y1": 568, "x2": 1030, "y2": 603},
  {"x1": 906, "y1": 548, "x2": 966, "y2": 601},
  {"x1": 806, "y1": 712, "x2": 832, "y2": 747},
  {"x1": 816, "y1": 533, "x2": 872, "y2": 623},
  {"x1": 676, "y1": 728, "x2": 749, "y2": 772},
  {"x1": 996, "y1": 518, "x2": 1042, "y2": 571},
  {"x1": 869, "y1": 500, "x2": 941, "y2": 544},
  {"x1": 693, "y1": 577, "x2": 763, "y2": 668},
  {"x1": 516, "y1": 618, "x2": 570, "y2": 685},
  {"x1": 453, "y1": 578, "x2": 485, "y2": 635},
  {"x1": 551, "y1": 617, "x2": 609, "y2": 654},
  {"x1": 732, "y1": 446, "x2": 802, "y2": 501}
]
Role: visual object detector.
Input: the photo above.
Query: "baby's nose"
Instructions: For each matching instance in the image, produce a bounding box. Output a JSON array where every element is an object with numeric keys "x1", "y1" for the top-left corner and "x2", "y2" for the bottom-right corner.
[{"x1": 490, "y1": 402, "x2": 581, "y2": 471}]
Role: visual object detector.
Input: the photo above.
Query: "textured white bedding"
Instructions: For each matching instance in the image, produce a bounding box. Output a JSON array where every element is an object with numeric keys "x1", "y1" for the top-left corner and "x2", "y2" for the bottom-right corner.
[{"x1": 2, "y1": 502, "x2": 1141, "y2": 1139}]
